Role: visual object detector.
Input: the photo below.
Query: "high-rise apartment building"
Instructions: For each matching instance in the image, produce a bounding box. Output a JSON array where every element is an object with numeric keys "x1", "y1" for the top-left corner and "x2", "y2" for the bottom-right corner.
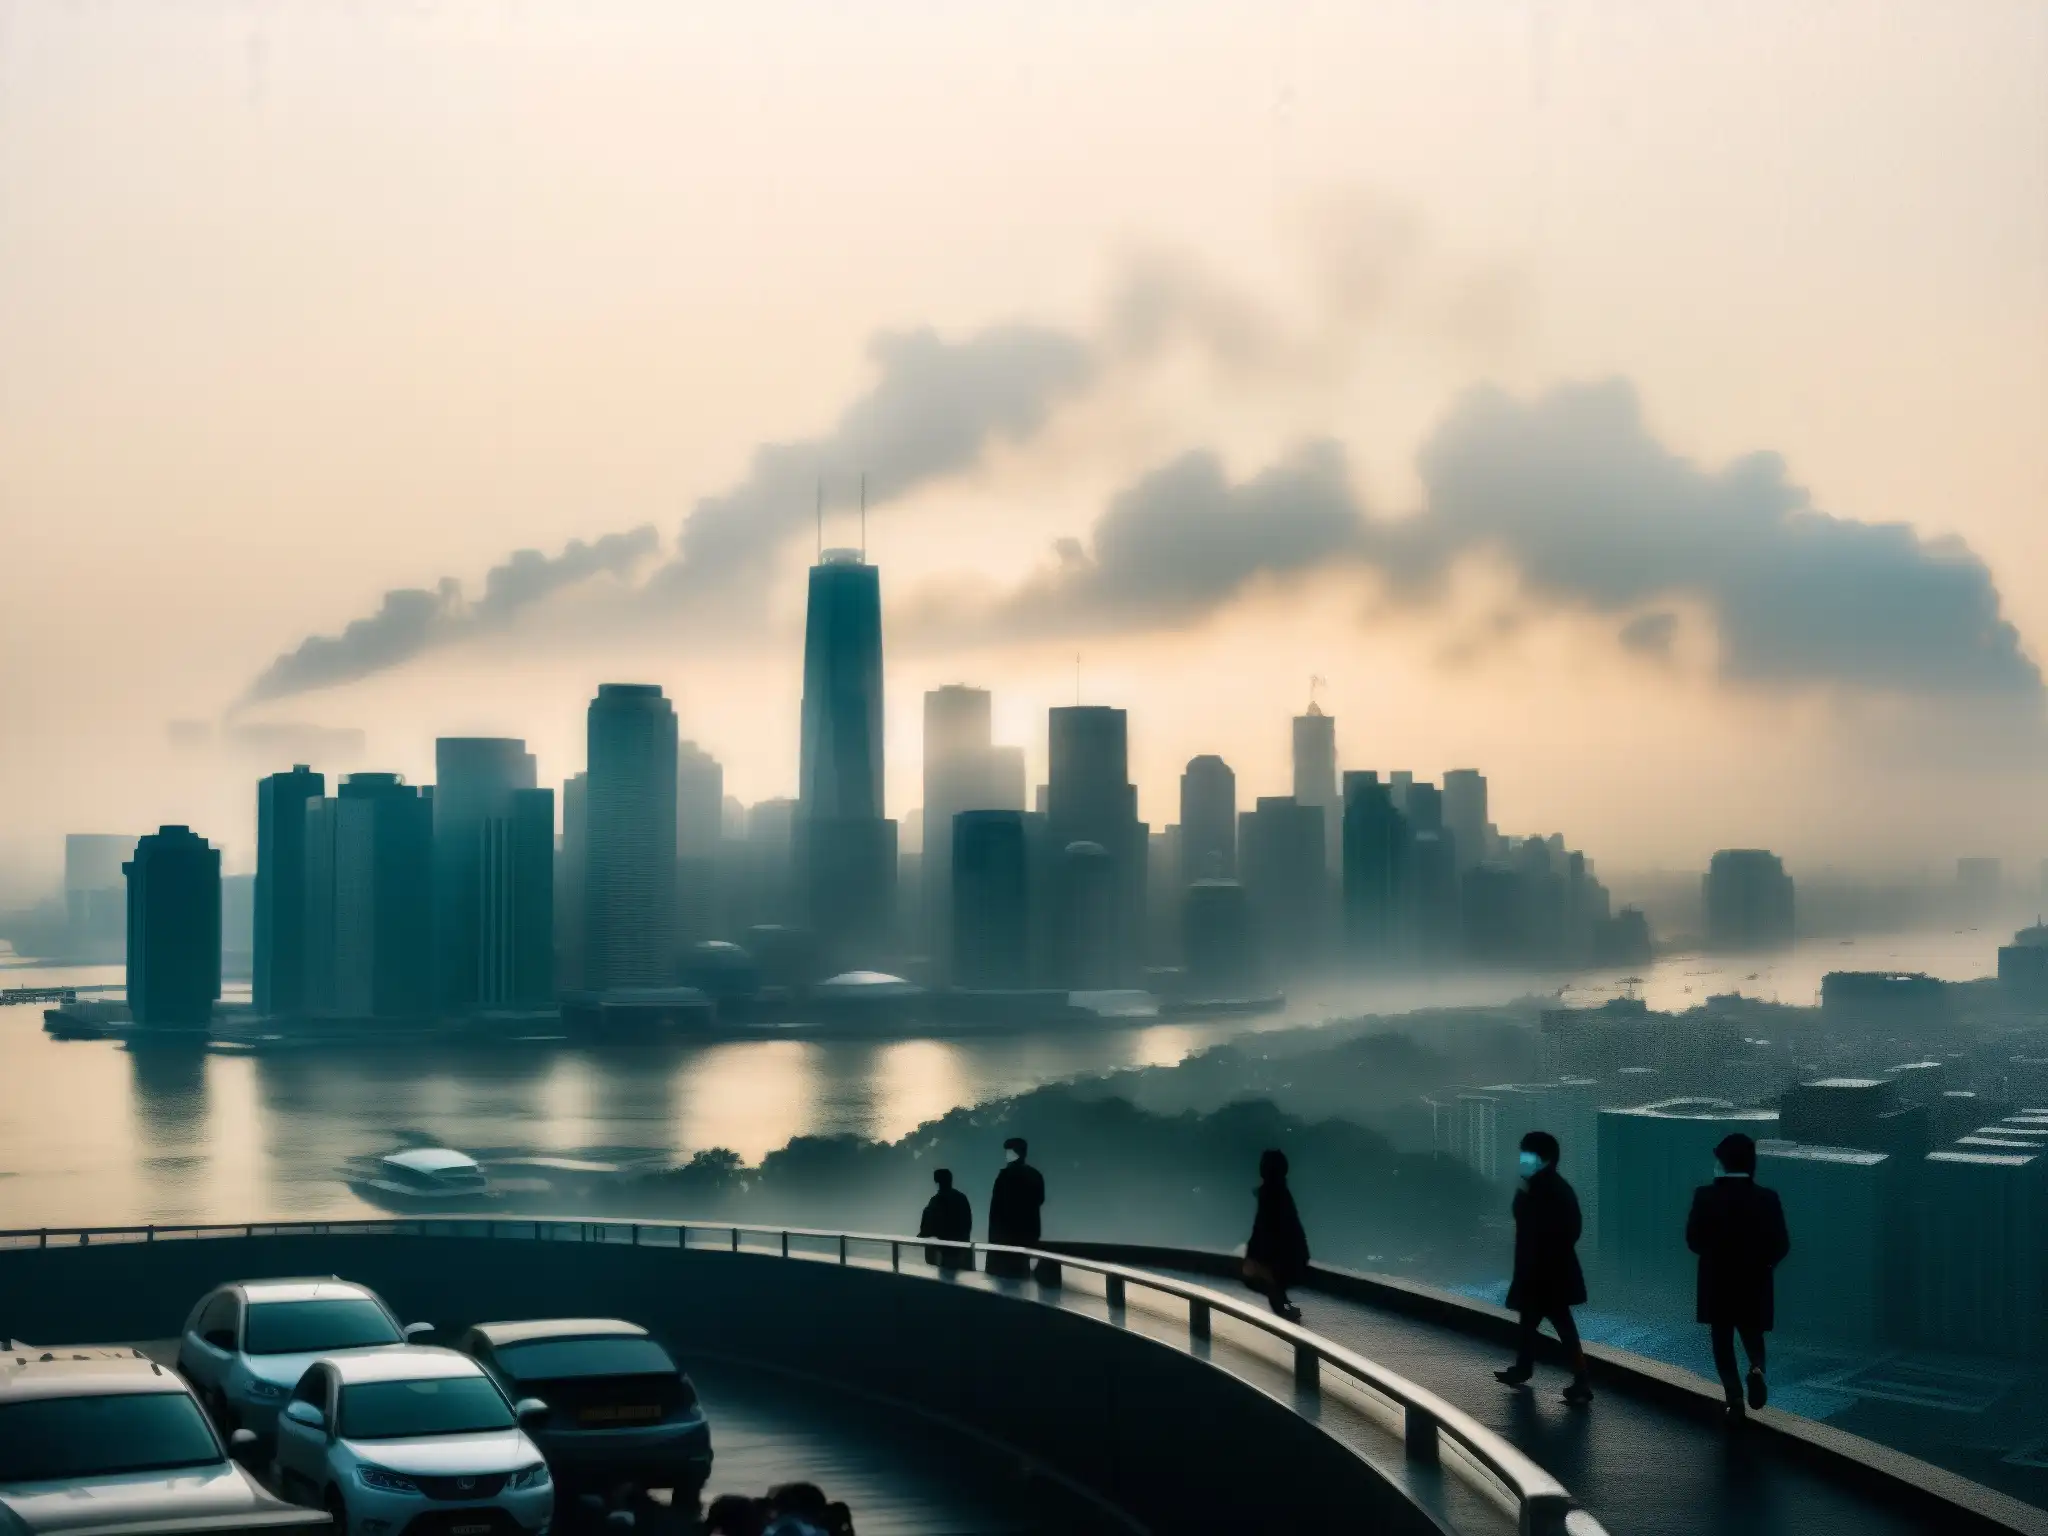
[
  {"x1": 584, "y1": 685, "x2": 679, "y2": 990},
  {"x1": 479, "y1": 787, "x2": 555, "y2": 1008},
  {"x1": 1291, "y1": 705, "x2": 1340, "y2": 870},
  {"x1": 922, "y1": 686, "x2": 1026, "y2": 973},
  {"x1": 1045, "y1": 705, "x2": 1145, "y2": 984},
  {"x1": 433, "y1": 737, "x2": 538, "y2": 1013},
  {"x1": 254, "y1": 765, "x2": 324, "y2": 1016},
  {"x1": 1240, "y1": 796, "x2": 1326, "y2": 972},
  {"x1": 304, "y1": 773, "x2": 434, "y2": 1019},
  {"x1": 1178, "y1": 755, "x2": 1236, "y2": 885},
  {"x1": 1442, "y1": 769, "x2": 1488, "y2": 874},
  {"x1": 1341, "y1": 771, "x2": 1409, "y2": 961},
  {"x1": 951, "y1": 809, "x2": 1031, "y2": 990},
  {"x1": 556, "y1": 772, "x2": 588, "y2": 993},
  {"x1": 124, "y1": 825, "x2": 221, "y2": 1029}
]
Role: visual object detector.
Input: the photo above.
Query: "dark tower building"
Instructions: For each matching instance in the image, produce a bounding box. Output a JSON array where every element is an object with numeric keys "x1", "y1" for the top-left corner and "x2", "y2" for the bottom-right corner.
[
  {"x1": 1240, "y1": 796, "x2": 1326, "y2": 973},
  {"x1": 676, "y1": 741, "x2": 725, "y2": 951},
  {"x1": 1182, "y1": 878, "x2": 1259, "y2": 999},
  {"x1": 797, "y1": 550, "x2": 896, "y2": 963},
  {"x1": 556, "y1": 772, "x2": 588, "y2": 994},
  {"x1": 1056, "y1": 840, "x2": 1122, "y2": 990},
  {"x1": 951, "y1": 809, "x2": 1031, "y2": 990},
  {"x1": 921, "y1": 686, "x2": 1026, "y2": 974},
  {"x1": 303, "y1": 773, "x2": 434, "y2": 1019},
  {"x1": 1404, "y1": 782, "x2": 1460, "y2": 957},
  {"x1": 585, "y1": 685, "x2": 679, "y2": 990},
  {"x1": 1704, "y1": 849, "x2": 1796, "y2": 952},
  {"x1": 255, "y1": 764, "x2": 324, "y2": 1017},
  {"x1": 1179, "y1": 755, "x2": 1236, "y2": 885},
  {"x1": 1045, "y1": 706, "x2": 1146, "y2": 984},
  {"x1": 433, "y1": 737, "x2": 538, "y2": 1014},
  {"x1": 1343, "y1": 770, "x2": 1411, "y2": 962},
  {"x1": 479, "y1": 787, "x2": 555, "y2": 1008},
  {"x1": 124, "y1": 825, "x2": 222, "y2": 1029},
  {"x1": 1442, "y1": 768, "x2": 1489, "y2": 874}
]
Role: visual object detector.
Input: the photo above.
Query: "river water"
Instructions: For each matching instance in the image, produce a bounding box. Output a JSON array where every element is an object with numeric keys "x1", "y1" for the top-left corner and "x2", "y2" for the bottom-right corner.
[{"x1": 0, "y1": 927, "x2": 2013, "y2": 1230}]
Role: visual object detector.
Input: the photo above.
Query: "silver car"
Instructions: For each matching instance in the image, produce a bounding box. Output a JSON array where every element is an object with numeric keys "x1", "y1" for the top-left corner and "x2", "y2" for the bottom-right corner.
[
  {"x1": 0, "y1": 1342, "x2": 327, "y2": 1535},
  {"x1": 178, "y1": 1279, "x2": 432, "y2": 1442},
  {"x1": 272, "y1": 1347, "x2": 552, "y2": 1536}
]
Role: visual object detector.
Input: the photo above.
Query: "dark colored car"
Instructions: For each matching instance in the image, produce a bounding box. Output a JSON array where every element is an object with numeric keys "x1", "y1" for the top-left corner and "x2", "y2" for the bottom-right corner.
[{"x1": 449, "y1": 1320, "x2": 710, "y2": 1500}]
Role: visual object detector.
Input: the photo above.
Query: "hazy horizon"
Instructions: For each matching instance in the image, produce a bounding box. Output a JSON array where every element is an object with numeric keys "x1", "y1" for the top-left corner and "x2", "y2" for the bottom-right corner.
[{"x1": 5, "y1": 0, "x2": 2046, "y2": 894}]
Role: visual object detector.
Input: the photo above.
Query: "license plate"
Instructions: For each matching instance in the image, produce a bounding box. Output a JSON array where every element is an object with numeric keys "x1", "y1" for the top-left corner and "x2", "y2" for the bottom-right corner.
[
  {"x1": 579, "y1": 1404, "x2": 658, "y2": 1423},
  {"x1": 452, "y1": 1525, "x2": 490, "y2": 1534}
]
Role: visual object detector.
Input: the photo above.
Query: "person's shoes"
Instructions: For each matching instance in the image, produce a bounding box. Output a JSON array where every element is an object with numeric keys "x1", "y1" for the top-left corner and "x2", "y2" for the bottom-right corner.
[
  {"x1": 1747, "y1": 1368, "x2": 1768, "y2": 1411},
  {"x1": 1562, "y1": 1377, "x2": 1595, "y2": 1406},
  {"x1": 1274, "y1": 1302, "x2": 1304, "y2": 1323},
  {"x1": 1493, "y1": 1364, "x2": 1533, "y2": 1387}
]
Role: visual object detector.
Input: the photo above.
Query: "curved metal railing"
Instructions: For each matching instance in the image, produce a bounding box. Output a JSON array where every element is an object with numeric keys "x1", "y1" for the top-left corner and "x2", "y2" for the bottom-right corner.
[{"x1": 0, "y1": 1216, "x2": 1604, "y2": 1536}]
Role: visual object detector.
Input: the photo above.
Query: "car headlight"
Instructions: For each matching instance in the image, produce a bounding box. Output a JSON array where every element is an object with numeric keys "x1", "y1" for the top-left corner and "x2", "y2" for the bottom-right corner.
[
  {"x1": 507, "y1": 1463, "x2": 551, "y2": 1491},
  {"x1": 357, "y1": 1466, "x2": 423, "y2": 1495},
  {"x1": 244, "y1": 1380, "x2": 287, "y2": 1401}
]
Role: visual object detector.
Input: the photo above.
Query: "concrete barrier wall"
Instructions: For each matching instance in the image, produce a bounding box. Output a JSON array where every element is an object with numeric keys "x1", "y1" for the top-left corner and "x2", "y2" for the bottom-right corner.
[{"x1": 0, "y1": 1234, "x2": 1439, "y2": 1536}]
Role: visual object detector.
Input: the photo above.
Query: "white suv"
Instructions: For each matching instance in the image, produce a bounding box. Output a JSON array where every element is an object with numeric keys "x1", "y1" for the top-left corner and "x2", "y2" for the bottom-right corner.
[
  {"x1": 272, "y1": 1347, "x2": 552, "y2": 1536},
  {"x1": 178, "y1": 1279, "x2": 432, "y2": 1443},
  {"x1": 0, "y1": 1342, "x2": 327, "y2": 1535}
]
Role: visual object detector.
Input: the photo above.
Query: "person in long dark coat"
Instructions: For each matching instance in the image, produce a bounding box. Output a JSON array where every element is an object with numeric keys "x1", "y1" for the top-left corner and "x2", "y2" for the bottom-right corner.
[
  {"x1": 1243, "y1": 1148, "x2": 1310, "y2": 1321},
  {"x1": 1495, "y1": 1129, "x2": 1593, "y2": 1404},
  {"x1": 918, "y1": 1167, "x2": 974, "y2": 1271},
  {"x1": 986, "y1": 1136, "x2": 1044, "y2": 1279},
  {"x1": 1687, "y1": 1131, "x2": 1791, "y2": 1417}
]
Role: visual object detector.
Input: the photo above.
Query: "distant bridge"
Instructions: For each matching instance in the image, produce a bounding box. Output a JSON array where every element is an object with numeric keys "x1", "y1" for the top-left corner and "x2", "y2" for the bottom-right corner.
[{"x1": 0, "y1": 986, "x2": 77, "y2": 1007}]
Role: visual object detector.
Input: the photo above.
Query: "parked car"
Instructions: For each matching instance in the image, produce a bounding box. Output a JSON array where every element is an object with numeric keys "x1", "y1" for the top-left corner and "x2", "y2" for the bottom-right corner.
[
  {"x1": 272, "y1": 1347, "x2": 551, "y2": 1536},
  {"x1": 450, "y1": 1319, "x2": 711, "y2": 1499},
  {"x1": 0, "y1": 1342, "x2": 328, "y2": 1535},
  {"x1": 178, "y1": 1279, "x2": 431, "y2": 1442}
]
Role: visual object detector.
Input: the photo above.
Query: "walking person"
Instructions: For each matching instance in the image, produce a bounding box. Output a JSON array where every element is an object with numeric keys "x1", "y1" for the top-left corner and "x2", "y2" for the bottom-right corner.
[
  {"x1": 985, "y1": 1136, "x2": 1044, "y2": 1279},
  {"x1": 1243, "y1": 1148, "x2": 1309, "y2": 1322},
  {"x1": 1495, "y1": 1130, "x2": 1594, "y2": 1405},
  {"x1": 918, "y1": 1168, "x2": 974, "y2": 1271},
  {"x1": 1687, "y1": 1132, "x2": 1790, "y2": 1419}
]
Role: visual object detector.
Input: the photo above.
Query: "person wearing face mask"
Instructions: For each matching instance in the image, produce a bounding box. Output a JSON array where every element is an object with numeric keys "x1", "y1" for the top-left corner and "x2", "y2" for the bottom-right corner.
[
  {"x1": 1686, "y1": 1132, "x2": 1790, "y2": 1419},
  {"x1": 986, "y1": 1136, "x2": 1045, "y2": 1279},
  {"x1": 1495, "y1": 1130, "x2": 1593, "y2": 1404}
]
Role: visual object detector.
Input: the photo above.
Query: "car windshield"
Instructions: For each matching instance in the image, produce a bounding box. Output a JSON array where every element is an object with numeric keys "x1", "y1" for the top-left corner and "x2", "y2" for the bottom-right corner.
[
  {"x1": 0, "y1": 1393, "x2": 222, "y2": 1482},
  {"x1": 244, "y1": 1298, "x2": 402, "y2": 1356},
  {"x1": 339, "y1": 1377, "x2": 516, "y2": 1440},
  {"x1": 495, "y1": 1337, "x2": 675, "y2": 1380}
]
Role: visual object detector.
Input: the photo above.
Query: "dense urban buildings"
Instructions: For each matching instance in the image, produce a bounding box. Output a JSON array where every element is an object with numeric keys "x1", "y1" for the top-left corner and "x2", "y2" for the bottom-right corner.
[
  {"x1": 302, "y1": 772, "x2": 434, "y2": 1019},
  {"x1": 123, "y1": 825, "x2": 221, "y2": 1028},
  {"x1": 254, "y1": 764, "x2": 323, "y2": 1015},
  {"x1": 583, "y1": 684, "x2": 678, "y2": 991},
  {"x1": 922, "y1": 685, "x2": 1026, "y2": 975}
]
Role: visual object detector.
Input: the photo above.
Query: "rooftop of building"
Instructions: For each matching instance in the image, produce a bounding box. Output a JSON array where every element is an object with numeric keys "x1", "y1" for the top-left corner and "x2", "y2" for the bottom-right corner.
[
  {"x1": 1758, "y1": 1142, "x2": 1889, "y2": 1166},
  {"x1": 1604, "y1": 1098, "x2": 1781, "y2": 1122}
]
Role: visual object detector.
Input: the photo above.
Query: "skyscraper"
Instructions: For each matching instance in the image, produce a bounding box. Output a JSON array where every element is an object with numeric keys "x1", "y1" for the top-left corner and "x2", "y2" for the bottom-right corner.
[
  {"x1": 1442, "y1": 769, "x2": 1489, "y2": 874},
  {"x1": 797, "y1": 551, "x2": 895, "y2": 962},
  {"x1": 1342, "y1": 770, "x2": 1410, "y2": 962},
  {"x1": 556, "y1": 772, "x2": 588, "y2": 994},
  {"x1": 304, "y1": 773, "x2": 434, "y2": 1019},
  {"x1": 65, "y1": 833, "x2": 134, "y2": 960},
  {"x1": 1404, "y1": 782, "x2": 1460, "y2": 957},
  {"x1": 255, "y1": 764, "x2": 324, "y2": 1016},
  {"x1": 1291, "y1": 704, "x2": 1340, "y2": 869},
  {"x1": 1704, "y1": 850, "x2": 1796, "y2": 952},
  {"x1": 1240, "y1": 795, "x2": 1326, "y2": 972},
  {"x1": 952, "y1": 809, "x2": 1030, "y2": 989},
  {"x1": 1045, "y1": 705, "x2": 1145, "y2": 983},
  {"x1": 922, "y1": 685, "x2": 1026, "y2": 973},
  {"x1": 124, "y1": 825, "x2": 221, "y2": 1029},
  {"x1": 433, "y1": 737, "x2": 538, "y2": 1014},
  {"x1": 479, "y1": 787, "x2": 555, "y2": 1008},
  {"x1": 584, "y1": 684, "x2": 679, "y2": 990},
  {"x1": 1179, "y1": 755, "x2": 1236, "y2": 884},
  {"x1": 676, "y1": 741, "x2": 726, "y2": 950}
]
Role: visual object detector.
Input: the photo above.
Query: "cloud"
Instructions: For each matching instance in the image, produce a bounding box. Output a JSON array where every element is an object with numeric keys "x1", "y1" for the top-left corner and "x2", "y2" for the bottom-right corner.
[
  {"x1": 1412, "y1": 381, "x2": 2041, "y2": 697},
  {"x1": 241, "y1": 528, "x2": 657, "y2": 706},
  {"x1": 652, "y1": 324, "x2": 1093, "y2": 604},
  {"x1": 918, "y1": 378, "x2": 2041, "y2": 707},
  {"x1": 915, "y1": 444, "x2": 1368, "y2": 643}
]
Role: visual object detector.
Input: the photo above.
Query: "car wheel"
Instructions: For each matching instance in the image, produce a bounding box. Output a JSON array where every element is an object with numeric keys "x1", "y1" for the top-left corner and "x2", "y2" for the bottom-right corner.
[{"x1": 324, "y1": 1488, "x2": 348, "y2": 1536}]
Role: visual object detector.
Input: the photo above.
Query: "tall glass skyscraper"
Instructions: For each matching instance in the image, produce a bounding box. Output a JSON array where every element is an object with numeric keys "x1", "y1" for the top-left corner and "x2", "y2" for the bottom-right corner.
[
  {"x1": 255, "y1": 764, "x2": 324, "y2": 1016},
  {"x1": 584, "y1": 684, "x2": 678, "y2": 990},
  {"x1": 433, "y1": 737, "x2": 538, "y2": 1013},
  {"x1": 796, "y1": 551, "x2": 895, "y2": 962}
]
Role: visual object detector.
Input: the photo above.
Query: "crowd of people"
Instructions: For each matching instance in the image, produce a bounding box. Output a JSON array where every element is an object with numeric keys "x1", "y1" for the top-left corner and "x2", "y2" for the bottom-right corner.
[
  {"x1": 701, "y1": 1482, "x2": 854, "y2": 1536},
  {"x1": 913, "y1": 1124, "x2": 1793, "y2": 1421}
]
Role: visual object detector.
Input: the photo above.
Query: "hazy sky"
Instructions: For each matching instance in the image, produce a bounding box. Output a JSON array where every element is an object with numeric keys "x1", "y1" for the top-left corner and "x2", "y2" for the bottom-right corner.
[{"x1": 3, "y1": 0, "x2": 2045, "y2": 893}]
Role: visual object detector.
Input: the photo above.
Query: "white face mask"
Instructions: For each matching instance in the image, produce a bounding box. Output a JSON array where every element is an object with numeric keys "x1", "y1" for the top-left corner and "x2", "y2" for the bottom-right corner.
[
  {"x1": 1517, "y1": 1150, "x2": 1543, "y2": 1179},
  {"x1": 1005, "y1": 1149, "x2": 1021, "y2": 1164}
]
